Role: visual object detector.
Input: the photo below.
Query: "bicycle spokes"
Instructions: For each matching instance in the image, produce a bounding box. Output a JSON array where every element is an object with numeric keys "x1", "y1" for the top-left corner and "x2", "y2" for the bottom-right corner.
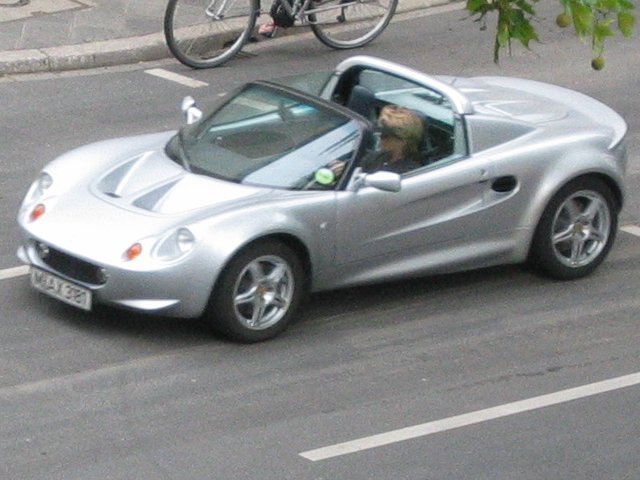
[
  {"x1": 309, "y1": 0, "x2": 397, "y2": 48},
  {"x1": 164, "y1": 0, "x2": 259, "y2": 68}
]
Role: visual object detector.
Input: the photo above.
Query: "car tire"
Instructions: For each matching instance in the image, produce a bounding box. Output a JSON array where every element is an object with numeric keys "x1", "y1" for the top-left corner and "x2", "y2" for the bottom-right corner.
[
  {"x1": 206, "y1": 241, "x2": 305, "y2": 342},
  {"x1": 529, "y1": 177, "x2": 618, "y2": 280}
]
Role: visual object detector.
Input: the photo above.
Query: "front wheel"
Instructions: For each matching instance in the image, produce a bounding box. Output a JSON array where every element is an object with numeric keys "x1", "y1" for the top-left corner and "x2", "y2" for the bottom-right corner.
[
  {"x1": 206, "y1": 241, "x2": 305, "y2": 342},
  {"x1": 164, "y1": 0, "x2": 259, "y2": 69},
  {"x1": 309, "y1": 0, "x2": 398, "y2": 49},
  {"x1": 529, "y1": 177, "x2": 618, "y2": 280}
]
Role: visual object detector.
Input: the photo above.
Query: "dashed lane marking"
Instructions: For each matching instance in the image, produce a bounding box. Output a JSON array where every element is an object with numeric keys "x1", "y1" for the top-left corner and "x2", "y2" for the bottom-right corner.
[
  {"x1": 299, "y1": 372, "x2": 640, "y2": 461},
  {"x1": 144, "y1": 68, "x2": 209, "y2": 88},
  {"x1": 620, "y1": 224, "x2": 640, "y2": 237},
  {"x1": 0, "y1": 265, "x2": 29, "y2": 281}
]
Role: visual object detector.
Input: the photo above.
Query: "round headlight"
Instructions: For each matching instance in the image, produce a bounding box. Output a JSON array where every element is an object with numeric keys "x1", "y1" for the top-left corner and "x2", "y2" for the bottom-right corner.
[
  {"x1": 38, "y1": 172, "x2": 53, "y2": 191},
  {"x1": 153, "y1": 228, "x2": 196, "y2": 261},
  {"x1": 176, "y1": 228, "x2": 195, "y2": 254},
  {"x1": 25, "y1": 172, "x2": 53, "y2": 205}
]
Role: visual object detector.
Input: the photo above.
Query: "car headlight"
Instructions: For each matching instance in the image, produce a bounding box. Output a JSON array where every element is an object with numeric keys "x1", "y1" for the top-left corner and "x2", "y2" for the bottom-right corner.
[
  {"x1": 38, "y1": 172, "x2": 53, "y2": 190},
  {"x1": 26, "y1": 172, "x2": 53, "y2": 202},
  {"x1": 22, "y1": 172, "x2": 53, "y2": 222},
  {"x1": 153, "y1": 227, "x2": 196, "y2": 261},
  {"x1": 176, "y1": 228, "x2": 196, "y2": 253}
]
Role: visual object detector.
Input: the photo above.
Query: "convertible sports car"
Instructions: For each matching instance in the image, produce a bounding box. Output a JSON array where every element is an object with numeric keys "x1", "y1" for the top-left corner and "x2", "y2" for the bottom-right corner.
[{"x1": 17, "y1": 56, "x2": 628, "y2": 342}]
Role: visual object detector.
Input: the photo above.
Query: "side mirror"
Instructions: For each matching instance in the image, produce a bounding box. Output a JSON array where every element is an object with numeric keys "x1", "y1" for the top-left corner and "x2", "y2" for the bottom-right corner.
[
  {"x1": 181, "y1": 96, "x2": 203, "y2": 125},
  {"x1": 363, "y1": 171, "x2": 401, "y2": 192}
]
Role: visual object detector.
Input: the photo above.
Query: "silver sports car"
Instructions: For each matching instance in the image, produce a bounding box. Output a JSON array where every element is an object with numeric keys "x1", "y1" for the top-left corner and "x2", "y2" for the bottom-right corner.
[{"x1": 17, "y1": 56, "x2": 628, "y2": 342}]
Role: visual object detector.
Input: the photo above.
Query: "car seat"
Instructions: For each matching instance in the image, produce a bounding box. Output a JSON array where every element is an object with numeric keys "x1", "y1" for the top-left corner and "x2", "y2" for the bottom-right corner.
[{"x1": 345, "y1": 85, "x2": 377, "y2": 122}]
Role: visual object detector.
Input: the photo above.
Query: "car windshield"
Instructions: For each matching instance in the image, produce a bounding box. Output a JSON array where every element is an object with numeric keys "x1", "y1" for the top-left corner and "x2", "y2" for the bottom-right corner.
[{"x1": 166, "y1": 83, "x2": 361, "y2": 190}]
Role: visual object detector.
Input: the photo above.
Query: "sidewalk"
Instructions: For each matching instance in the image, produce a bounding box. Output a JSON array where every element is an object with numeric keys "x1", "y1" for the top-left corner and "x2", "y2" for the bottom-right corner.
[{"x1": 0, "y1": 0, "x2": 452, "y2": 75}]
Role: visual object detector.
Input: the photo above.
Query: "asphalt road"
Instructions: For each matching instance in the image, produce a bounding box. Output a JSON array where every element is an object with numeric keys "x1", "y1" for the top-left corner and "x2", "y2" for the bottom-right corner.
[{"x1": 1, "y1": 3, "x2": 639, "y2": 479}]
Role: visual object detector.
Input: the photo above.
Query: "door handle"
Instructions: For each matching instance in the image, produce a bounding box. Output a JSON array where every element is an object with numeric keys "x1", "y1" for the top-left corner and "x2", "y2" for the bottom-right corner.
[{"x1": 491, "y1": 176, "x2": 517, "y2": 193}]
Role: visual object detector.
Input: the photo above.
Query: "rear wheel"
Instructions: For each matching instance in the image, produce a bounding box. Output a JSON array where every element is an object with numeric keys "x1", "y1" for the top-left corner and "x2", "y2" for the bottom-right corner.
[
  {"x1": 206, "y1": 241, "x2": 305, "y2": 342},
  {"x1": 529, "y1": 177, "x2": 618, "y2": 280},
  {"x1": 309, "y1": 0, "x2": 397, "y2": 49},
  {"x1": 164, "y1": 0, "x2": 259, "y2": 69}
]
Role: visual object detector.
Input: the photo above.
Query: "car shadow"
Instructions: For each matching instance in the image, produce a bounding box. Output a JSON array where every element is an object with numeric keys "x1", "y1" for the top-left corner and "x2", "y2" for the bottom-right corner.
[
  {"x1": 295, "y1": 264, "x2": 542, "y2": 327},
  {"x1": 36, "y1": 263, "x2": 544, "y2": 344},
  {"x1": 38, "y1": 296, "x2": 215, "y2": 344}
]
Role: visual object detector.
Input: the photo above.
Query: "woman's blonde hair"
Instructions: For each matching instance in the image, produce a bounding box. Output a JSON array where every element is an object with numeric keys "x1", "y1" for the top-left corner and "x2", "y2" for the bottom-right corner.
[{"x1": 378, "y1": 105, "x2": 424, "y2": 153}]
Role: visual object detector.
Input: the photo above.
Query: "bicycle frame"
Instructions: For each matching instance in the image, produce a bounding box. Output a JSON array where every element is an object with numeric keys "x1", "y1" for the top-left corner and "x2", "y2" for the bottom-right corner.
[
  {"x1": 303, "y1": 1, "x2": 360, "y2": 24},
  {"x1": 203, "y1": 0, "x2": 360, "y2": 26},
  {"x1": 258, "y1": 0, "x2": 360, "y2": 26},
  {"x1": 205, "y1": 0, "x2": 231, "y2": 20}
]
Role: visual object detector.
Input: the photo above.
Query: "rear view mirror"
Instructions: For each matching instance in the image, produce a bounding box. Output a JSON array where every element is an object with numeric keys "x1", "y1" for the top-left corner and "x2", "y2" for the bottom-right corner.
[{"x1": 181, "y1": 96, "x2": 202, "y2": 125}]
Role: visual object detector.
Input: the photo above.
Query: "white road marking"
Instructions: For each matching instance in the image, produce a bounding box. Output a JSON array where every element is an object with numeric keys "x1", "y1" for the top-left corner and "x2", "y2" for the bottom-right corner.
[
  {"x1": 145, "y1": 68, "x2": 209, "y2": 88},
  {"x1": 299, "y1": 372, "x2": 640, "y2": 461},
  {"x1": 621, "y1": 224, "x2": 640, "y2": 237},
  {"x1": 0, "y1": 265, "x2": 29, "y2": 281}
]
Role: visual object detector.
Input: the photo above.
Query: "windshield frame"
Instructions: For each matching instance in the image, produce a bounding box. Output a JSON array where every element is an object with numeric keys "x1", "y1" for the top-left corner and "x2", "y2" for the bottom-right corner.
[{"x1": 166, "y1": 81, "x2": 371, "y2": 191}]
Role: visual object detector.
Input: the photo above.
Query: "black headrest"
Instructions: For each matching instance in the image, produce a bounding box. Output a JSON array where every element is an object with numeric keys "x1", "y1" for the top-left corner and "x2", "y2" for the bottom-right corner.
[{"x1": 345, "y1": 85, "x2": 376, "y2": 121}]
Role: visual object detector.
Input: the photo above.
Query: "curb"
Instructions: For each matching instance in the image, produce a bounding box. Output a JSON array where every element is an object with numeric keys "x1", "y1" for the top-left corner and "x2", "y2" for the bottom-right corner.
[
  {"x1": 0, "y1": 31, "x2": 170, "y2": 75},
  {"x1": 0, "y1": 0, "x2": 458, "y2": 75}
]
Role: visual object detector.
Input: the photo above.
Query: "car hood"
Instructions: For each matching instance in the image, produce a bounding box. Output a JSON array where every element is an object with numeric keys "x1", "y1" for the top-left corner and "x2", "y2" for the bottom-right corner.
[
  {"x1": 21, "y1": 134, "x2": 277, "y2": 264},
  {"x1": 92, "y1": 147, "x2": 267, "y2": 215}
]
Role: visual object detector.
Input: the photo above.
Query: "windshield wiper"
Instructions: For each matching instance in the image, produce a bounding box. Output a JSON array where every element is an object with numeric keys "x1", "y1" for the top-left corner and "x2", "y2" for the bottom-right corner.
[
  {"x1": 166, "y1": 131, "x2": 192, "y2": 172},
  {"x1": 177, "y1": 130, "x2": 192, "y2": 172}
]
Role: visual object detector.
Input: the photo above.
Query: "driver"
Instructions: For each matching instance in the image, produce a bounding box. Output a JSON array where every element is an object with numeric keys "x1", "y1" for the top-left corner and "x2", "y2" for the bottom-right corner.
[
  {"x1": 362, "y1": 105, "x2": 424, "y2": 174},
  {"x1": 309, "y1": 104, "x2": 424, "y2": 188}
]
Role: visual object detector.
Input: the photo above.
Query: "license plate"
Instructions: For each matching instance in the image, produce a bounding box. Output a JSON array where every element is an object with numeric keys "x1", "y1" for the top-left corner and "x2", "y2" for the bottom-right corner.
[{"x1": 30, "y1": 267, "x2": 92, "y2": 311}]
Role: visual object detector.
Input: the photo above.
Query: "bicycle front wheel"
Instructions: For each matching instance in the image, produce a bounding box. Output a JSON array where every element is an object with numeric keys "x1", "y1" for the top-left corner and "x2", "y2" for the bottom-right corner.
[
  {"x1": 164, "y1": 0, "x2": 259, "y2": 68},
  {"x1": 309, "y1": 0, "x2": 397, "y2": 49}
]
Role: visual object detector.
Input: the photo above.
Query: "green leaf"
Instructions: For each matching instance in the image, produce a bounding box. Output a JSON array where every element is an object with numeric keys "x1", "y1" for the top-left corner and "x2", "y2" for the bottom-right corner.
[
  {"x1": 594, "y1": 20, "x2": 615, "y2": 41},
  {"x1": 618, "y1": 11, "x2": 635, "y2": 36},
  {"x1": 466, "y1": 0, "x2": 486, "y2": 13},
  {"x1": 571, "y1": 2, "x2": 595, "y2": 36},
  {"x1": 467, "y1": 0, "x2": 496, "y2": 14},
  {"x1": 599, "y1": 0, "x2": 619, "y2": 11},
  {"x1": 618, "y1": 0, "x2": 635, "y2": 11},
  {"x1": 497, "y1": 20, "x2": 511, "y2": 47},
  {"x1": 469, "y1": 0, "x2": 635, "y2": 69},
  {"x1": 515, "y1": 0, "x2": 537, "y2": 15},
  {"x1": 512, "y1": 18, "x2": 539, "y2": 47}
]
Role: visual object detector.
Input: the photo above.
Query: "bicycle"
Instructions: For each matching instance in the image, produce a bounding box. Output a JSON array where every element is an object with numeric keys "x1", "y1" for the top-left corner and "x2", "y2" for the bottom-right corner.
[{"x1": 164, "y1": 0, "x2": 398, "y2": 69}]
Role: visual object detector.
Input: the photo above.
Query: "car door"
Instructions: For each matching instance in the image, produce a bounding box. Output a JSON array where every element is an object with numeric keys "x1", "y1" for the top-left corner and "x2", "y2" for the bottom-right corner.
[
  {"x1": 326, "y1": 57, "x2": 515, "y2": 282},
  {"x1": 334, "y1": 155, "x2": 496, "y2": 276}
]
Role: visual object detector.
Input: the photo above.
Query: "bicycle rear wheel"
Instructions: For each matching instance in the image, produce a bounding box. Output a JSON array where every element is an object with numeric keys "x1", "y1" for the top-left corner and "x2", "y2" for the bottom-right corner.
[
  {"x1": 164, "y1": 0, "x2": 259, "y2": 68},
  {"x1": 309, "y1": 0, "x2": 397, "y2": 49}
]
